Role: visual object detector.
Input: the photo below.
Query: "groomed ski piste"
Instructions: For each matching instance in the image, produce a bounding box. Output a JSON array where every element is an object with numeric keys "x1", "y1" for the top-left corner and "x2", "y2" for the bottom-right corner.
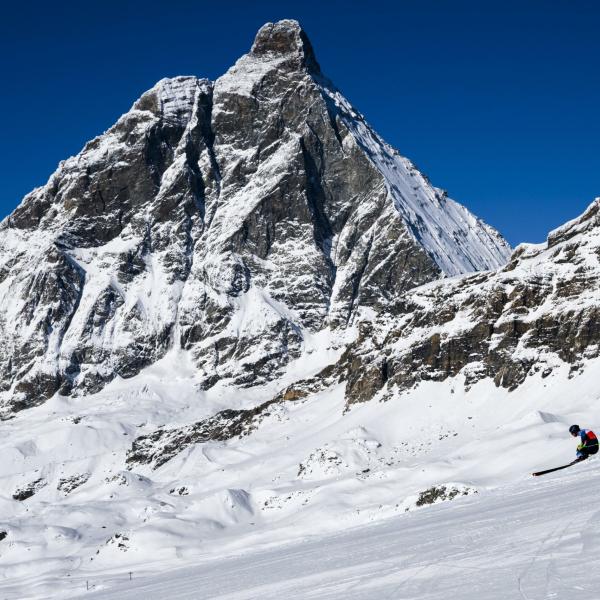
[
  {"x1": 1, "y1": 346, "x2": 599, "y2": 599},
  {"x1": 84, "y1": 459, "x2": 600, "y2": 600}
]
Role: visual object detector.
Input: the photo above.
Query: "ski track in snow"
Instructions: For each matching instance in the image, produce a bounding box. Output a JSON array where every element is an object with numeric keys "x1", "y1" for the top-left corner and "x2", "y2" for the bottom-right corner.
[{"x1": 67, "y1": 461, "x2": 600, "y2": 599}]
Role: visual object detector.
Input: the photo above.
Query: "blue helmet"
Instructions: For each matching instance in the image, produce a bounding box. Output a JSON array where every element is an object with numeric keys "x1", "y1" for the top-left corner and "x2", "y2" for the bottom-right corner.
[{"x1": 569, "y1": 424, "x2": 580, "y2": 435}]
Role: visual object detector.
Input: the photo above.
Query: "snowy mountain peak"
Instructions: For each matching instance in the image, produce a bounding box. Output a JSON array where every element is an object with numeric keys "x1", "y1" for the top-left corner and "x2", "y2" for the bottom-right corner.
[
  {"x1": 0, "y1": 19, "x2": 511, "y2": 414},
  {"x1": 217, "y1": 20, "x2": 511, "y2": 277}
]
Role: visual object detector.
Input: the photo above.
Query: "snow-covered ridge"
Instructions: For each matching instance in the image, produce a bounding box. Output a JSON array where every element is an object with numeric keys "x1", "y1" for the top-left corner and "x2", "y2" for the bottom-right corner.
[
  {"x1": 319, "y1": 84, "x2": 511, "y2": 275},
  {"x1": 338, "y1": 192, "x2": 600, "y2": 405},
  {"x1": 547, "y1": 196, "x2": 600, "y2": 246}
]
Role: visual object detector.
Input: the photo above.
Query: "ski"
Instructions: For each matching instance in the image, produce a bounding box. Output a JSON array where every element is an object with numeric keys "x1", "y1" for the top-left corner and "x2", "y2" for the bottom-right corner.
[{"x1": 532, "y1": 459, "x2": 582, "y2": 477}]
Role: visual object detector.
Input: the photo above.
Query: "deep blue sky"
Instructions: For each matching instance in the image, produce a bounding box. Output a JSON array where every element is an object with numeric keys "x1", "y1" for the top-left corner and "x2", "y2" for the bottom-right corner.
[{"x1": 1, "y1": 1, "x2": 598, "y2": 245}]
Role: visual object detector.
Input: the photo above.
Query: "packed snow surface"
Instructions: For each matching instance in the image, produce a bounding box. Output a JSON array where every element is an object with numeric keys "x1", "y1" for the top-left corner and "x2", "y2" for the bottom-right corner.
[{"x1": 82, "y1": 460, "x2": 600, "y2": 600}]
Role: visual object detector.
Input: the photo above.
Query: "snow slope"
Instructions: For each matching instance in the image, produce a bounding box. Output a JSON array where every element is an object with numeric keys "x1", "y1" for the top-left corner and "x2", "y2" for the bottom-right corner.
[
  {"x1": 320, "y1": 84, "x2": 510, "y2": 275},
  {"x1": 77, "y1": 459, "x2": 600, "y2": 600},
  {"x1": 0, "y1": 352, "x2": 599, "y2": 599}
]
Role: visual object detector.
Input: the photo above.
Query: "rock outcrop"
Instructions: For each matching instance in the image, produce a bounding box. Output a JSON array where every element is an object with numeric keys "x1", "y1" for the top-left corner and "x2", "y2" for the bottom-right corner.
[{"x1": 338, "y1": 198, "x2": 600, "y2": 405}]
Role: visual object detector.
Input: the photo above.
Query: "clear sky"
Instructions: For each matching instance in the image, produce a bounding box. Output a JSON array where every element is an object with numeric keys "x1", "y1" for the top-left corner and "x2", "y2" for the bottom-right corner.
[{"x1": 1, "y1": 0, "x2": 598, "y2": 246}]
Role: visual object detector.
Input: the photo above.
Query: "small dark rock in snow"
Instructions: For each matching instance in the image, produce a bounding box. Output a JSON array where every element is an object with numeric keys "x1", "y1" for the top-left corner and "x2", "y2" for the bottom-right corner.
[{"x1": 12, "y1": 479, "x2": 46, "y2": 501}]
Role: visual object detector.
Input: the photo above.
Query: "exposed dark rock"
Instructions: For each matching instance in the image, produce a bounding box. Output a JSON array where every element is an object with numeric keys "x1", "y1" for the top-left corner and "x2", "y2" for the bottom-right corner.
[
  {"x1": 105, "y1": 532, "x2": 130, "y2": 552},
  {"x1": 415, "y1": 485, "x2": 476, "y2": 507},
  {"x1": 57, "y1": 473, "x2": 91, "y2": 494},
  {"x1": 12, "y1": 478, "x2": 46, "y2": 501},
  {"x1": 127, "y1": 400, "x2": 278, "y2": 468}
]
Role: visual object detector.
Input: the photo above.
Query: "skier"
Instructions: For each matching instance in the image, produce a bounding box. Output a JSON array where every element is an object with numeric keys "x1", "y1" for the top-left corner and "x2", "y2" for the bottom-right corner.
[
  {"x1": 569, "y1": 424, "x2": 599, "y2": 461},
  {"x1": 532, "y1": 425, "x2": 598, "y2": 476}
]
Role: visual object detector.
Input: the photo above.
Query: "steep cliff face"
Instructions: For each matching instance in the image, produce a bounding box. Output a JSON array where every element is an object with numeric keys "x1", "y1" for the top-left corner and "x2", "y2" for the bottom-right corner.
[{"x1": 0, "y1": 20, "x2": 510, "y2": 415}]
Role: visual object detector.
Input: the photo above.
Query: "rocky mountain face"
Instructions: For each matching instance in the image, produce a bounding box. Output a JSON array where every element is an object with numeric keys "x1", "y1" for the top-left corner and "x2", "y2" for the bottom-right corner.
[
  {"x1": 123, "y1": 196, "x2": 600, "y2": 468},
  {"x1": 0, "y1": 19, "x2": 511, "y2": 416},
  {"x1": 337, "y1": 198, "x2": 600, "y2": 405}
]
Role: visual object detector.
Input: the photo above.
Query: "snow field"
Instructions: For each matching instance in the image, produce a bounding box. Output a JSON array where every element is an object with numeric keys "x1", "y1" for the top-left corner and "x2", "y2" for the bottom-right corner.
[
  {"x1": 0, "y1": 347, "x2": 599, "y2": 598},
  {"x1": 78, "y1": 458, "x2": 600, "y2": 599}
]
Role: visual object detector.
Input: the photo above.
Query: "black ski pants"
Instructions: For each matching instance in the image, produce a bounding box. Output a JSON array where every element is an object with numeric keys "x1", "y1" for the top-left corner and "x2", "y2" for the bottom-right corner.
[{"x1": 579, "y1": 445, "x2": 599, "y2": 460}]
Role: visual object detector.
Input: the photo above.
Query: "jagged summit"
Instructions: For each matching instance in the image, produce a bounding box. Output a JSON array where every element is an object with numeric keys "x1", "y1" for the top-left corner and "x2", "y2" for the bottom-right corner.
[{"x1": 250, "y1": 19, "x2": 320, "y2": 72}]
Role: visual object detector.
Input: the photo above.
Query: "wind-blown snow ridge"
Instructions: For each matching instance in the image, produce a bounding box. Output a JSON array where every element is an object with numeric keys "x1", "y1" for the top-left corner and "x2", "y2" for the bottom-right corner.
[{"x1": 319, "y1": 84, "x2": 511, "y2": 275}]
